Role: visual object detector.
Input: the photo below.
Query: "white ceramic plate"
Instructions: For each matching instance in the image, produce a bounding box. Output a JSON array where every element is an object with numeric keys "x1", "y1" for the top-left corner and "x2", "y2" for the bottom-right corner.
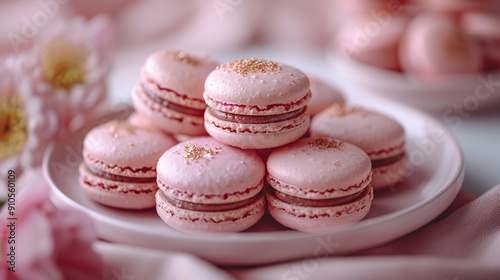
[
  {"x1": 44, "y1": 97, "x2": 463, "y2": 266},
  {"x1": 328, "y1": 51, "x2": 500, "y2": 114}
]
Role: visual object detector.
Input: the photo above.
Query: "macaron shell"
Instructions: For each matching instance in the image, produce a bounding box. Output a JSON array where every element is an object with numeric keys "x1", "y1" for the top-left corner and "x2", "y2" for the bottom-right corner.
[
  {"x1": 156, "y1": 191, "x2": 265, "y2": 233},
  {"x1": 266, "y1": 186, "x2": 373, "y2": 233},
  {"x1": 307, "y1": 75, "x2": 345, "y2": 117},
  {"x1": 371, "y1": 153, "x2": 409, "y2": 190},
  {"x1": 79, "y1": 163, "x2": 157, "y2": 209},
  {"x1": 83, "y1": 120, "x2": 177, "y2": 177},
  {"x1": 156, "y1": 137, "x2": 265, "y2": 203},
  {"x1": 310, "y1": 107, "x2": 405, "y2": 160},
  {"x1": 399, "y1": 12, "x2": 483, "y2": 77},
  {"x1": 266, "y1": 138, "x2": 372, "y2": 199},
  {"x1": 204, "y1": 60, "x2": 310, "y2": 115},
  {"x1": 204, "y1": 113, "x2": 310, "y2": 149},
  {"x1": 143, "y1": 50, "x2": 218, "y2": 100},
  {"x1": 132, "y1": 85, "x2": 206, "y2": 135}
]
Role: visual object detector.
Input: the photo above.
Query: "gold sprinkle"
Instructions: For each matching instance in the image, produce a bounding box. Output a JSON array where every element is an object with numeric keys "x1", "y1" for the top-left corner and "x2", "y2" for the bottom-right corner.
[
  {"x1": 183, "y1": 143, "x2": 222, "y2": 164},
  {"x1": 217, "y1": 58, "x2": 281, "y2": 77},
  {"x1": 326, "y1": 104, "x2": 367, "y2": 117},
  {"x1": 309, "y1": 137, "x2": 343, "y2": 150},
  {"x1": 0, "y1": 91, "x2": 27, "y2": 160},
  {"x1": 109, "y1": 121, "x2": 137, "y2": 139},
  {"x1": 41, "y1": 39, "x2": 88, "y2": 91},
  {"x1": 165, "y1": 51, "x2": 200, "y2": 66}
]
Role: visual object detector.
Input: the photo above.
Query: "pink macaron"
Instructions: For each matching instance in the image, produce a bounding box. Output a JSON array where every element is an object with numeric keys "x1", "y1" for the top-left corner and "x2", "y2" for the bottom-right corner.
[
  {"x1": 307, "y1": 75, "x2": 345, "y2": 118},
  {"x1": 132, "y1": 50, "x2": 218, "y2": 135},
  {"x1": 79, "y1": 120, "x2": 177, "y2": 209},
  {"x1": 203, "y1": 58, "x2": 311, "y2": 149},
  {"x1": 462, "y1": 10, "x2": 500, "y2": 42},
  {"x1": 462, "y1": 10, "x2": 500, "y2": 69},
  {"x1": 399, "y1": 12, "x2": 483, "y2": 79},
  {"x1": 333, "y1": 14, "x2": 409, "y2": 70},
  {"x1": 311, "y1": 105, "x2": 408, "y2": 190},
  {"x1": 418, "y1": 0, "x2": 493, "y2": 12},
  {"x1": 155, "y1": 137, "x2": 266, "y2": 233},
  {"x1": 266, "y1": 137, "x2": 373, "y2": 233}
]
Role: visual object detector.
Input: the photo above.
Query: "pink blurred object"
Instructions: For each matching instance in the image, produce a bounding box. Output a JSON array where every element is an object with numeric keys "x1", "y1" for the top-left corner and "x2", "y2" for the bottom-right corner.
[
  {"x1": 418, "y1": 0, "x2": 494, "y2": 12},
  {"x1": 69, "y1": 0, "x2": 136, "y2": 18},
  {"x1": 399, "y1": 12, "x2": 483, "y2": 79},
  {"x1": 229, "y1": 186, "x2": 500, "y2": 279},
  {"x1": 165, "y1": 0, "x2": 262, "y2": 52},
  {"x1": 333, "y1": 13, "x2": 409, "y2": 70},
  {"x1": 258, "y1": 0, "x2": 336, "y2": 50},
  {"x1": 116, "y1": 0, "x2": 197, "y2": 48},
  {"x1": 0, "y1": 169, "x2": 103, "y2": 280},
  {"x1": 1, "y1": 0, "x2": 350, "y2": 53},
  {"x1": 0, "y1": 0, "x2": 74, "y2": 58},
  {"x1": 115, "y1": 0, "x2": 260, "y2": 51},
  {"x1": 96, "y1": 242, "x2": 234, "y2": 280},
  {"x1": 462, "y1": 10, "x2": 500, "y2": 42},
  {"x1": 86, "y1": 186, "x2": 500, "y2": 279},
  {"x1": 462, "y1": 10, "x2": 500, "y2": 69}
]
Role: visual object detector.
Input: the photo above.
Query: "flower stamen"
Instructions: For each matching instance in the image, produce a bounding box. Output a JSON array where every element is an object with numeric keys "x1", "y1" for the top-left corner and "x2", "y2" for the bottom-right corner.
[
  {"x1": 41, "y1": 39, "x2": 89, "y2": 91},
  {"x1": 0, "y1": 92, "x2": 27, "y2": 160}
]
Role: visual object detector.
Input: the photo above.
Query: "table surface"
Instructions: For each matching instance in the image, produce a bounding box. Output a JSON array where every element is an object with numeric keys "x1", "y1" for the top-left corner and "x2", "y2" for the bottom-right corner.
[{"x1": 108, "y1": 43, "x2": 500, "y2": 197}]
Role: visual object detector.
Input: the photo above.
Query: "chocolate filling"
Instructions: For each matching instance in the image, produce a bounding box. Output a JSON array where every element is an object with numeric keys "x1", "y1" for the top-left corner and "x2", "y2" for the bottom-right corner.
[
  {"x1": 84, "y1": 163, "x2": 156, "y2": 183},
  {"x1": 272, "y1": 188, "x2": 365, "y2": 207},
  {"x1": 161, "y1": 190, "x2": 262, "y2": 212},
  {"x1": 371, "y1": 152, "x2": 405, "y2": 168},
  {"x1": 142, "y1": 84, "x2": 205, "y2": 117},
  {"x1": 208, "y1": 106, "x2": 307, "y2": 124}
]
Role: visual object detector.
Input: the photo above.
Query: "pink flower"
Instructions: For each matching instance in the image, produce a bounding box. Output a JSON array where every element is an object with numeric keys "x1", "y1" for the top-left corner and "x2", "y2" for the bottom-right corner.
[
  {"x1": 14, "y1": 15, "x2": 114, "y2": 133},
  {"x1": 0, "y1": 63, "x2": 59, "y2": 196},
  {"x1": 0, "y1": 171, "x2": 103, "y2": 280},
  {"x1": 1, "y1": 15, "x2": 115, "y2": 194}
]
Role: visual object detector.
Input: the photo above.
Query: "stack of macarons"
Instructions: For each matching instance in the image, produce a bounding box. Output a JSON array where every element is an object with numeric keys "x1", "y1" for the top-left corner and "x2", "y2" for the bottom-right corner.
[
  {"x1": 79, "y1": 49, "x2": 408, "y2": 233},
  {"x1": 131, "y1": 50, "x2": 219, "y2": 136},
  {"x1": 332, "y1": 0, "x2": 500, "y2": 76}
]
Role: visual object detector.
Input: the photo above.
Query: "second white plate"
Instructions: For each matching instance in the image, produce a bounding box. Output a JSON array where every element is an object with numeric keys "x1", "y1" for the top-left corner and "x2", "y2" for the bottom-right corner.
[{"x1": 328, "y1": 51, "x2": 500, "y2": 114}]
